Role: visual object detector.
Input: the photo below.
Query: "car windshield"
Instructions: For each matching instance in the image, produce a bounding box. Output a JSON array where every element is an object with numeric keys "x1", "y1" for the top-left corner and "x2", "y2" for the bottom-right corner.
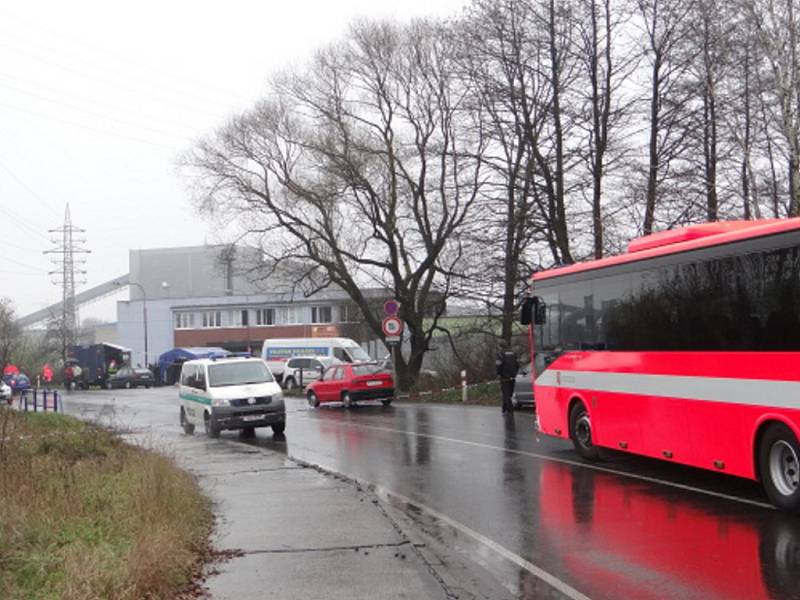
[
  {"x1": 344, "y1": 344, "x2": 370, "y2": 362},
  {"x1": 208, "y1": 361, "x2": 274, "y2": 387},
  {"x1": 352, "y1": 364, "x2": 385, "y2": 376}
]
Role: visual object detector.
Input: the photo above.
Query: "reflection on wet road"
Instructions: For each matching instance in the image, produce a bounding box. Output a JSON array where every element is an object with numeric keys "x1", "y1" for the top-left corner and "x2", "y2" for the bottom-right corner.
[
  {"x1": 260, "y1": 400, "x2": 800, "y2": 600},
  {"x1": 64, "y1": 390, "x2": 800, "y2": 600}
]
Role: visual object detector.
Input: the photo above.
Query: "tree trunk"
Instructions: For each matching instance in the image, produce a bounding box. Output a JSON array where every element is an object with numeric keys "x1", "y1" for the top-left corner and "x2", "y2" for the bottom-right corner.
[{"x1": 644, "y1": 52, "x2": 661, "y2": 236}]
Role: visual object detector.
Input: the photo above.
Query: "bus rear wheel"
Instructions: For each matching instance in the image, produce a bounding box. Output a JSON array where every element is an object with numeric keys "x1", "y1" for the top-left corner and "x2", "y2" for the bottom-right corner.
[
  {"x1": 569, "y1": 402, "x2": 600, "y2": 461},
  {"x1": 759, "y1": 423, "x2": 800, "y2": 514}
]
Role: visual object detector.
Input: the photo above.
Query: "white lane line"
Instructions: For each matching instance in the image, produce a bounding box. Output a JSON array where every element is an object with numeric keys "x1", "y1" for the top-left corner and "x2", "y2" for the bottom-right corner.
[
  {"x1": 291, "y1": 456, "x2": 591, "y2": 600},
  {"x1": 294, "y1": 415, "x2": 774, "y2": 510}
]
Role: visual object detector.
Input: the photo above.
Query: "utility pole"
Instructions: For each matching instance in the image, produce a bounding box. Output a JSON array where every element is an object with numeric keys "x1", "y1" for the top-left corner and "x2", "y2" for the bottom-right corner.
[{"x1": 44, "y1": 203, "x2": 90, "y2": 361}]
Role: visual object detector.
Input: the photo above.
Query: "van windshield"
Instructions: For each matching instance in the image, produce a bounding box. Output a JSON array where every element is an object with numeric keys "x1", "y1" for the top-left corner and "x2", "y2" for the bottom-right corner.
[
  {"x1": 344, "y1": 344, "x2": 370, "y2": 361},
  {"x1": 208, "y1": 361, "x2": 274, "y2": 387}
]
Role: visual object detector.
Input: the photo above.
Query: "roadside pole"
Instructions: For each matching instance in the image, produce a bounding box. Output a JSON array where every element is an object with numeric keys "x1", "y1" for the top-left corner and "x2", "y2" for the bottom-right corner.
[
  {"x1": 391, "y1": 343, "x2": 398, "y2": 396},
  {"x1": 382, "y1": 300, "x2": 403, "y2": 396}
]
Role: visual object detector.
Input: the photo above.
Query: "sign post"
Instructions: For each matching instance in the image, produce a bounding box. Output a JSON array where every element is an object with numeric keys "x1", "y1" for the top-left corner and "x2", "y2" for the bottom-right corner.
[{"x1": 382, "y1": 313, "x2": 404, "y2": 394}]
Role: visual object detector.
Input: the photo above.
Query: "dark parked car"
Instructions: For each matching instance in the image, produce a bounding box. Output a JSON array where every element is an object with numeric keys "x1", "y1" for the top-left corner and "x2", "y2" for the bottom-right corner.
[
  {"x1": 3, "y1": 373, "x2": 32, "y2": 394},
  {"x1": 106, "y1": 367, "x2": 154, "y2": 389},
  {"x1": 512, "y1": 364, "x2": 534, "y2": 409}
]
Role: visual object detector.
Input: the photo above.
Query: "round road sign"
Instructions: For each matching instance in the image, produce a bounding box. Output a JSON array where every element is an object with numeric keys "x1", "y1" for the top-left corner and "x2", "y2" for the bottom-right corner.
[
  {"x1": 382, "y1": 316, "x2": 403, "y2": 337},
  {"x1": 384, "y1": 299, "x2": 400, "y2": 316}
]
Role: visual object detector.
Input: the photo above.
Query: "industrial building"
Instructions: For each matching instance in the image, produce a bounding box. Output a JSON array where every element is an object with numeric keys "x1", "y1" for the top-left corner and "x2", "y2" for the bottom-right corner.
[{"x1": 115, "y1": 245, "x2": 391, "y2": 368}]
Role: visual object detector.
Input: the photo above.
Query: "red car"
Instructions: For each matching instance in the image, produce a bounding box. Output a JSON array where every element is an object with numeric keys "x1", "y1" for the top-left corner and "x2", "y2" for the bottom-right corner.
[{"x1": 306, "y1": 363, "x2": 394, "y2": 408}]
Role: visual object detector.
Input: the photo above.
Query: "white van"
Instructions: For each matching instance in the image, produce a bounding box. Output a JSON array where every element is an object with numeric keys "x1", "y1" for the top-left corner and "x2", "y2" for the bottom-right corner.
[
  {"x1": 261, "y1": 337, "x2": 371, "y2": 381},
  {"x1": 178, "y1": 356, "x2": 285, "y2": 438}
]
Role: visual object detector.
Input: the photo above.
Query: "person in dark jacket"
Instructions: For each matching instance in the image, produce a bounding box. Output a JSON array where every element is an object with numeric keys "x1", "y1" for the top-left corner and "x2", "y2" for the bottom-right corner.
[{"x1": 496, "y1": 343, "x2": 519, "y2": 414}]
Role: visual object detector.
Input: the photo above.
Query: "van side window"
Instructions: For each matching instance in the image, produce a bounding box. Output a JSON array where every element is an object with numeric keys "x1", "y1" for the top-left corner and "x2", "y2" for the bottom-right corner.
[
  {"x1": 181, "y1": 365, "x2": 194, "y2": 387},
  {"x1": 334, "y1": 348, "x2": 350, "y2": 362}
]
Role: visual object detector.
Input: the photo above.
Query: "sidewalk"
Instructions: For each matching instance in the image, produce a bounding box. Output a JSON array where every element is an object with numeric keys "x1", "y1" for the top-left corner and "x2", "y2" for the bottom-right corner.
[{"x1": 173, "y1": 435, "x2": 451, "y2": 600}]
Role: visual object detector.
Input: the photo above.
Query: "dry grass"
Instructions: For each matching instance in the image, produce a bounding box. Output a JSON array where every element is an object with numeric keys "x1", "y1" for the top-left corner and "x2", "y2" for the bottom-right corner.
[{"x1": 0, "y1": 409, "x2": 213, "y2": 600}]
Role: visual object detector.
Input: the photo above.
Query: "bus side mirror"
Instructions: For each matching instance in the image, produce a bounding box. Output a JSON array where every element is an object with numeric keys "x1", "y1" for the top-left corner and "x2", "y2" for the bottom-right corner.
[
  {"x1": 520, "y1": 297, "x2": 534, "y2": 325},
  {"x1": 520, "y1": 296, "x2": 547, "y2": 326}
]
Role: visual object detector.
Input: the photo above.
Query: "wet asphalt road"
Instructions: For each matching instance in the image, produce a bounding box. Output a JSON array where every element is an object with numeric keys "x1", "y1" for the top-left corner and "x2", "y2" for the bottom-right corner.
[{"x1": 61, "y1": 388, "x2": 800, "y2": 600}]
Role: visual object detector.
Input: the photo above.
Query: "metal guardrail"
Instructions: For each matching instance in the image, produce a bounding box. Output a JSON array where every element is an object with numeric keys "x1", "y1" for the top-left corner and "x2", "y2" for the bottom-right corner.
[{"x1": 17, "y1": 388, "x2": 62, "y2": 413}]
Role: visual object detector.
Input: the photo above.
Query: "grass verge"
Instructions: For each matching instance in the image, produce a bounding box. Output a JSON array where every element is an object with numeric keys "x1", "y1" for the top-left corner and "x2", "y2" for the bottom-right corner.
[
  {"x1": 408, "y1": 380, "x2": 502, "y2": 406},
  {"x1": 0, "y1": 409, "x2": 213, "y2": 600}
]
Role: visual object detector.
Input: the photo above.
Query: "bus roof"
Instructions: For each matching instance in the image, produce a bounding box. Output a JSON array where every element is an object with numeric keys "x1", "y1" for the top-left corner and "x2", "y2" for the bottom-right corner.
[{"x1": 534, "y1": 218, "x2": 800, "y2": 282}]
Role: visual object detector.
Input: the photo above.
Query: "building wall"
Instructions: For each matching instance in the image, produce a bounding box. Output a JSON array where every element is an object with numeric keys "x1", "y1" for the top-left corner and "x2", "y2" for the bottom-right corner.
[
  {"x1": 117, "y1": 245, "x2": 393, "y2": 367},
  {"x1": 174, "y1": 324, "x2": 342, "y2": 348}
]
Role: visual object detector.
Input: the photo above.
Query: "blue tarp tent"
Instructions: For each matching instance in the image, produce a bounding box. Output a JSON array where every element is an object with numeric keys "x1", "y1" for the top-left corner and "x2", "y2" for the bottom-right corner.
[{"x1": 157, "y1": 347, "x2": 231, "y2": 384}]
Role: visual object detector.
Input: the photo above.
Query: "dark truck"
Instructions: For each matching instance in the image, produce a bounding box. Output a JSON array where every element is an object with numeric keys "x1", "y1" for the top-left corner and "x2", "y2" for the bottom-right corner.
[{"x1": 66, "y1": 343, "x2": 131, "y2": 390}]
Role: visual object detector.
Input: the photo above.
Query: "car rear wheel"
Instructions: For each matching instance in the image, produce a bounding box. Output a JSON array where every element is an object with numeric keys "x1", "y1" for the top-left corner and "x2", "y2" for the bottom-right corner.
[
  {"x1": 381, "y1": 399, "x2": 392, "y2": 406},
  {"x1": 760, "y1": 423, "x2": 800, "y2": 514},
  {"x1": 272, "y1": 422, "x2": 286, "y2": 435},
  {"x1": 241, "y1": 426, "x2": 256, "y2": 438},
  {"x1": 342, "y1": 392, "x2": 354, "y2": 409},
  {"x1": 569, "y1": 402, "x2": 600, "y2": 461},
  {"x1": 284, "y1": 377, "x2": 297, "y2": 391},
  {"x1": 180, "y1": 407, "x2": 195, "y2": 435},
  {"x1": 307, "y1": 391, "x2": 320, "y2": 408}
]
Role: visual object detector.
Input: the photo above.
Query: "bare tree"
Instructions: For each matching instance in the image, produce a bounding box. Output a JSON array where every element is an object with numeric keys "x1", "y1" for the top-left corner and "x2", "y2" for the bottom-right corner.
[
  {"x1": 637, "y1": 0, "x2": 696, "y2": 234},
  {"x1": 183, "y1": 20, "x2": 486, "y2": 389},
  {"x1": 0, "y1": 299, "x2": 20, "y2": 375},
  {"x1": 574, "y1": 0, "x2": 638, "y2": 257},
  {"x1": 747, "y1": 0, "x2": 800, "y2": 215},
  {"x1": 454, "y1": 0, "x2": 558, "y2": 345}
]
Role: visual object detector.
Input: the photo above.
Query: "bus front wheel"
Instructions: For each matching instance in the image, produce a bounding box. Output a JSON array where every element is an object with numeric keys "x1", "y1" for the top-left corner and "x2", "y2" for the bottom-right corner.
[
  {"x1": 759, "y1": 423, "x2": 800, "y2": 514},
  {"x1": 569, "y1": 402, "x2": 600, "y2": 461}
]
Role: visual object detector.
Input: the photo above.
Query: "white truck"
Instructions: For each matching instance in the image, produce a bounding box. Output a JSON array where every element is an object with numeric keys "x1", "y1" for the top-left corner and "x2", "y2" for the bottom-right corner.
[{"x1": 261, "y1": 337, "x2": 371, "y2": 382}]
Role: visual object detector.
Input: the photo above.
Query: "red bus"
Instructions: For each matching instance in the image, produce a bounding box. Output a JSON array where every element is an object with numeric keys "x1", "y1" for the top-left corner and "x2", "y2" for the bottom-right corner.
[{"x1": 521, "y1": 219, "x2": 800, "y2": 513}]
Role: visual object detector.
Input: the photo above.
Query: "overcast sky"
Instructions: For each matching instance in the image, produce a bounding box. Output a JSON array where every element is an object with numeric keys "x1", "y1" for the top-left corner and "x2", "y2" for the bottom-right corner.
[{"x1": 0, "y1": 0, "x2": 466, "y2": 321}]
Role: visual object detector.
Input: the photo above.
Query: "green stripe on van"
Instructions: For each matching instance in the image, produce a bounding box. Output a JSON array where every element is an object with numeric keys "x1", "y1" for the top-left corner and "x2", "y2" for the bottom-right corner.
[{"x1": 179, "y1": 392, "x2": 211, "y2": 405}]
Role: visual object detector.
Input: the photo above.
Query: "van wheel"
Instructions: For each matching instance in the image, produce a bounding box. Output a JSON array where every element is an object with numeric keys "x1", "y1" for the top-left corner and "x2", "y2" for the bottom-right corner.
[
  {"x1": 342, "y1": 392, "x2": 354, "y2": 409},
  {"x1": 204, "y1": 413, "x2": 220, "y2": 438},
  {"x1": 284, "y1": 377, "x2": 296, "y2": 391},
  {"x1": 307, "y1": 391, "x2": 320, "y2": 408},
  {"x1": 760, "y1": 423, "x2": 800, "y2": 513},
  {"x1": 569, "y1": 402, "x2": 600, "y2": 461},
  {"x1": 272, "y1": 422, "x2": 286, "y2": 435},
  {"x1": 180, "y1": 407, "x2": 195, "y2": 435}
]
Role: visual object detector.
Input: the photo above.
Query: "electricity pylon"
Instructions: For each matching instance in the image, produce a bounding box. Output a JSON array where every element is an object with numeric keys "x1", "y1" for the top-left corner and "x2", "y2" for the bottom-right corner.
[{"x1": 44, "y1": 203, "x2": 90, "y2": 359}]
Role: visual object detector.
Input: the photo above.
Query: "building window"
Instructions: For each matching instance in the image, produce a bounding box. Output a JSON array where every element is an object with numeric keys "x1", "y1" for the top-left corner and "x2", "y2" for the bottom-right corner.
[
  {"x1": 312, "y1": 306, "x2": 332, "y2": 323},
  {"x1": 229, "y1": 310, "x2": 249, "y2": 327},
  {"x1": 202, "y1": 311, "x2": 222, "y2": 328},
  {"x1": 174, "y1": 312, "x2": 195, "y2": 329},
  {"x1": 278, "y1": 306, "x2": 302, "y2": 324},
  {"x1": 255, "y1": 308, "x2": 274, "y2": 326}
]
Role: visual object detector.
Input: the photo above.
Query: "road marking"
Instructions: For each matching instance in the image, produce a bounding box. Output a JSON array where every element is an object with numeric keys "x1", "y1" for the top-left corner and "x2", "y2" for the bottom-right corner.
[
  {"x1": 291, "y1": 455, "x2": 591, "y2": 600},
  {"x1": 295, "y1": 414, "x2": 774, "y2": 510}
]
